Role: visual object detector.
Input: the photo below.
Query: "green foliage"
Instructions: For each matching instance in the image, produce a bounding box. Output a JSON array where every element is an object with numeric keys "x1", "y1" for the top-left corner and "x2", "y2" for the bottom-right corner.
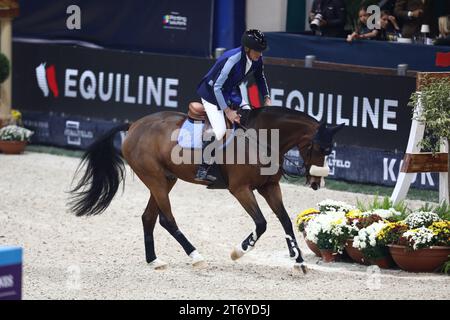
[
  {"x1": 419, "y1": 201, "x2": 450, "y2": 221},
  {"x1": 0, "y1": 53, "x2": 10, "y2": 84},
  {"x1": 356, "y1": 195, "x2": 410, "y2": 218},
  {"x1": 409, "y1": 78, "x2": 450, "y2": 154},
  {"x1": 443, "y1": 258, "x2": 450, "y2": 275},
  {"x1": 361, "y1": 245, "x2": 389, "y2": 261}
]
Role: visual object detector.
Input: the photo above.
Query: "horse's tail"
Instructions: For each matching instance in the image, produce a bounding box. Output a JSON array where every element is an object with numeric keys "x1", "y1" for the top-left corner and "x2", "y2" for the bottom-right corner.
[{"x1": 69, "y1": 123, "x2": 130, "y2": 216}]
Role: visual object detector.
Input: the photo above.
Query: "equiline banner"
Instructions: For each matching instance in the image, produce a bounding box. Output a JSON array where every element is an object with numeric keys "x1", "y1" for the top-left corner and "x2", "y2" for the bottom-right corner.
[
  {"x1": 14, "y1": 42, "x2": 431, "y2": 189},
  {"x1": 13, "y1": 41, "x2": 417, "y2": 150}
]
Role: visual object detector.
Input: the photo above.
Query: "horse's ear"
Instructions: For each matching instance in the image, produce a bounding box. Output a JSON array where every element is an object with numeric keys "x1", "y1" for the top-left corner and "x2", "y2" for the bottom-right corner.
[
  {"x1": 330, "y1": 123, "x2": 345, "y2": 135},
  {"x1": 318, "y1": 122, "x2": 327, "y2": 132}
]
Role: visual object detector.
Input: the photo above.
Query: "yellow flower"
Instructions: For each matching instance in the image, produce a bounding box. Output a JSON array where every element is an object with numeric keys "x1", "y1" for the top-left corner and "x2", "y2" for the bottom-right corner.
[
  {"x1": 428, "y1": 221, "x2": 450, "y2": 236},
  {"x1": 345, "y1": 209, "x2": 363, "y2": 219},
  {"x1": 11, "y1": 109, "x2": 22, "y2": 121},
  {"x1": 295, "y1": 208, "x2": 320, "y2": 227}
]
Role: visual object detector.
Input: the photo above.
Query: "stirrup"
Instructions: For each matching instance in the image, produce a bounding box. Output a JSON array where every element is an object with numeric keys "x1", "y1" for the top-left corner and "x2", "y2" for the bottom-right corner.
[{"x1": 195, "y1": 164, "x2": 217, "y2": 183}]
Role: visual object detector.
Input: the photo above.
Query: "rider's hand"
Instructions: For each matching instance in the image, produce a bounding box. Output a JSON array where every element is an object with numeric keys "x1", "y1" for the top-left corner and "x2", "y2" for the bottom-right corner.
[
  {"x1": 224, "y1": 107, "x2": 241, "y2": 124},
  {"x1": 264, "y1": 96, "x2": 272, "y2": 106}
]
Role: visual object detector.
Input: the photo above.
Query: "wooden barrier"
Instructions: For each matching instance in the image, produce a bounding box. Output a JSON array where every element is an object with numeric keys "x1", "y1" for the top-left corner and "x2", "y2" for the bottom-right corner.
[{"x1": 391, "y1": 72, "x2": 450, "y2": 205}]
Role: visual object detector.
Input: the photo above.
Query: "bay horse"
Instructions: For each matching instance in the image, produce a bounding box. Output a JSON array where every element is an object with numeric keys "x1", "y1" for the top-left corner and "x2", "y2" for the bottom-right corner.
[{"x1": 69, "y1": 105, "x2": 343, "y2": 272}]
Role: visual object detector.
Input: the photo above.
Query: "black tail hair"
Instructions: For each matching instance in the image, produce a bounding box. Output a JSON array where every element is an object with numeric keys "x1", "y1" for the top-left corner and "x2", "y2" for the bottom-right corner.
[{"x1": 69, "y1": 123, "x2": 130, "y2": 216}]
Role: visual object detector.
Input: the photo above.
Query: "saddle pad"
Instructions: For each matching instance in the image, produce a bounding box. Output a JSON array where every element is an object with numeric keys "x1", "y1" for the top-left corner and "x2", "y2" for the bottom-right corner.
[
  {"x1": 177, "y1": 118, "x2": 236, "y2": 149},
  {"x1": 177, "y1": 119, "x2": 204, "y2": 149}
]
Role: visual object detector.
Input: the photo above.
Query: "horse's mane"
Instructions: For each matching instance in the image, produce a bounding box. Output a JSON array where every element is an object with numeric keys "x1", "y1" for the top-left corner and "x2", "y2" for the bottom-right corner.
[
  {"x1": 247, "y1": 106, "x2": 319, "y2": 125},
  {"x1": 243, "y1": 106, "x2": 318, "y2": 181}
]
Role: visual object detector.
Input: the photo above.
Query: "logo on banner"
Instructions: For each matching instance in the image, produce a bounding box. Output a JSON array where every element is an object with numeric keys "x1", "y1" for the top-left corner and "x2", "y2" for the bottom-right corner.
[
  {"x1": 64, "y1": 121, "x2": 93, "y2": 146},
  {"x1": 383, "y1": 158, "x2": 435, "y2": 187},
  {"x1": 35, "y1": 63, "x2": 179, "y2": 108},
  {"x1": 163, "y1": 12, "x2": 188, "y2": 30},
  {"x1": 36, "y1": 63, "x2": 59, "y2": 98},
  {"x1": 327, "y1": 150, "x2": 351, "y2": 175}
]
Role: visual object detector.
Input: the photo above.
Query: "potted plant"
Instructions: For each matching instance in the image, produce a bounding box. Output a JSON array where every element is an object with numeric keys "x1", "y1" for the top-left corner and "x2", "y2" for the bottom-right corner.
[
  {"x1": 344, "y1": 210, "x2": 386, "y2": 265},
  {"x1": 296, "y1": 208, "x2": 321, "y2": 257},
  {"x1": 297, "y1": 199, "x2": 355, "y2": 258},
  {"x1": 304, "y1": 211, "x2": 355, "y2": 262},
  {"x1": 0, "y1": 52, "x2": 11, "y2": 126},
  {"x1": 0, "y1": 124, "x2": 33, "y2": 154},
  {"x1": 384, "y1": 212, "x2": 450, "y2": 272},
  {"x1": 353, "y1": 220, "x2": 395, "y2": 269},
  {"x1": 409, "y1": 77, "x2": 450, "y2": 201}
]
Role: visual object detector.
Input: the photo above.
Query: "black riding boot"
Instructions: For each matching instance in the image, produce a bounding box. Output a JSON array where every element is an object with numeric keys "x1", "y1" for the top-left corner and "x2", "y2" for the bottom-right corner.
[{"x1": 195, "y1": 137, "x2": 217, "y2": 183}]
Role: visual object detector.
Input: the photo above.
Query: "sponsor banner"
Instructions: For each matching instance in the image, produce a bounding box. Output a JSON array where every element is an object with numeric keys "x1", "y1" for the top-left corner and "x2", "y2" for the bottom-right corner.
[
  {"x1": 23, "y1": 112, "x2": 437, "y2": 191},
  {"x1": 14, "y1": 0, "x2": 214, "y2": 57},
  {"x1": 283, "y1": 146, "x2": 438, "y2": 190},
  {"x1": 22, "y1": 111, "x2": 125, "y2": 150},
  {"x1": 256, "y1": 65, "x2": 417, "y2": 151},
  {"x1": 14, "y1": 41, "x2": 213, "y2": 121},
  {"x1": 0, "y1": 247, "x2": 22, "y2": 300},
  {"x1": 14, "y1": 42, "x2": 416, "y2": 153}
]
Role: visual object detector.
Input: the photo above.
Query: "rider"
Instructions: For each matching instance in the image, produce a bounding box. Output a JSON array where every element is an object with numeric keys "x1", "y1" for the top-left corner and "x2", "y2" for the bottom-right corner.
[{"x1": 195, "y1": 29, "x2": 272, "y2": 182}]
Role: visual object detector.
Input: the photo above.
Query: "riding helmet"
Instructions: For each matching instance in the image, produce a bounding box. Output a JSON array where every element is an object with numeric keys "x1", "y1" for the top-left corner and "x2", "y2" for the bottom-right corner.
[{"x1": 241, "y1": 29, "x2": 267, "y2": 52}]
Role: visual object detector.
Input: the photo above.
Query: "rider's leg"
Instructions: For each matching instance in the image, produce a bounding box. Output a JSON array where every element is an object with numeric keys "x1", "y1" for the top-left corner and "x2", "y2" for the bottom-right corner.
[{"x1": 195, "y1": 99, "x2": 226, "y2": 182}]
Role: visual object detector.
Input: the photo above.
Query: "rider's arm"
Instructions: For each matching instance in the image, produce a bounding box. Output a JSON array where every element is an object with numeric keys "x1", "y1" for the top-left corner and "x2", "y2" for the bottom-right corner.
[
  {"x1": 213, "y1": 52, "x2": 241, "y2": 110},
  {"x1": 254, "y1": 60, "x2": 270, "y2": 102}
]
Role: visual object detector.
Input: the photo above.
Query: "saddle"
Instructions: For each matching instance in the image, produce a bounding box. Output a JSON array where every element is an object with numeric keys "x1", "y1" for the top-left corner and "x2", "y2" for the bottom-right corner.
[
  {"x1": 188, "y1": 102, "x2": 207, "y2": 121},
  {"x1": 181, "y1": 102, "x2": 241, "y2": 190}
]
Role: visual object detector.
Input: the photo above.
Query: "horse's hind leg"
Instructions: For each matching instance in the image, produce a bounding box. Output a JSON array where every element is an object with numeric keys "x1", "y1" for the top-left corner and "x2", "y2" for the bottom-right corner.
[{"x1": 149, "y1": 177, "x2": 206, "y2": 268}]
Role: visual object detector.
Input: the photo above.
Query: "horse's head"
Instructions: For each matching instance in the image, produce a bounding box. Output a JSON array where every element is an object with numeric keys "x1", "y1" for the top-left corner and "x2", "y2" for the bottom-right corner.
[{"x1": 298, "y1": 123, "x2": 344, "y2": 191}]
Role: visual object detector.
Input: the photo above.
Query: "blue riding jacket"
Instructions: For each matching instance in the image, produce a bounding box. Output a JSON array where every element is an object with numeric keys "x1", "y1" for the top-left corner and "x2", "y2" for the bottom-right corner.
[{"x1": 196, "y1": 46, "x2": 270, "y2": 110}]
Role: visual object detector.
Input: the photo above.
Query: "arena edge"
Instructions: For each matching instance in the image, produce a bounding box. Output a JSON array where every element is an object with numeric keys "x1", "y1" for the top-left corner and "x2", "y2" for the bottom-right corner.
[{"x1": 64, "y1": 68, "x2": 179, "y2": 107}]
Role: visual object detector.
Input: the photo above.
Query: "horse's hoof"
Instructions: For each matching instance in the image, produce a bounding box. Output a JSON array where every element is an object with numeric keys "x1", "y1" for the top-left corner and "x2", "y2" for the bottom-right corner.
[
  {"x1": 148, "y1": 258, "x2": 168, "y2": 270},
  {"x1": 193, "y1": 259, "x2": 208, "y2": 269},
  {"x1": 189, "y1": 250, "x2": 207, "y2": 268},
  {"x1": 293, "y1": 263, "x2": 308, "y2": 274},
  {"x1": 230, "y1": 245, "x2": 244, "y2": 261}
]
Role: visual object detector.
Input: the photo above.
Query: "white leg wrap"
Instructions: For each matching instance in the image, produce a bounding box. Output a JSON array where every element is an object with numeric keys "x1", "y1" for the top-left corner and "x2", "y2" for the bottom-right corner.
[
  {"x1": 148, "y1": 258, "x2": 168, "y2": 270},
  {"x1": 189, "y1": 250, "x2": 205, "y2": 266}
]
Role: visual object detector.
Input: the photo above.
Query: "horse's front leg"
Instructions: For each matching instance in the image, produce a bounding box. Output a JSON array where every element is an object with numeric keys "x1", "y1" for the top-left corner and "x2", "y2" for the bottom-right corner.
[
  {"x1": 258, "y1": 183, "x2": 307, "y2": 273},
  {"x1": 229, "y1": 186, "x2": 267, "y2": 260}
]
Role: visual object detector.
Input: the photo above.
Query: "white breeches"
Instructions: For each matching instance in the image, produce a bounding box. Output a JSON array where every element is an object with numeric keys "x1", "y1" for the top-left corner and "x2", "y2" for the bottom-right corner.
[{"x1": 202, "y1": 98, "x2": 227, "y2": 140}]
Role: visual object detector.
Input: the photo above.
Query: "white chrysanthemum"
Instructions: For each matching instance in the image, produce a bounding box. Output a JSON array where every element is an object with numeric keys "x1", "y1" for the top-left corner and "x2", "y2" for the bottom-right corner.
[
  {"x1": 317, "y1": 199, "x2": 355, "y2": 214},
  {"x1": 403, "y1": 227, "x2": 436, "y2": 250},
  {"x1": 371, "y1": 208, "x2": 402, "y2": 219},
  {"x1": 404, "y1": 211, "x2": 441, "y2": 229},
  {"x1": 352, "y1": 221, "x2": 386, "y2": 250},
  {"x1": 0, "y1": 125, "x2": 34, "y2": 141},
  {"x1": 305, "y1": 212, "x2": 347, "y2": 243}
]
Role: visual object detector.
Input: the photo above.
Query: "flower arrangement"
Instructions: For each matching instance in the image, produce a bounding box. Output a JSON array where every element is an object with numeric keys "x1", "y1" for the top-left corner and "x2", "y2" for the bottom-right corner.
[
  {"x1": 0, "y1": 124, "x2": 33, "y2": 141},
  {"x1": 353, "y1": 221, "x2": 388, "y2": 260},
  {"x1": 317, "y1": 199, "x2": 355, "y2": 214},
  {"x1": 305, "y1": 212, "x2": 356, "y2": 253},
  {"x1": 378, "y1": 214, "x2": 449, "y2": 250},
  {"x1": 295, "y1": 208, "x2": 320, "y2": 232},
  {"x1": 298, "y1": 199, "x2": 450, "y2": 272},
  {"x1": 404, "y1": 211, "x2": 442, "y2": 229}
]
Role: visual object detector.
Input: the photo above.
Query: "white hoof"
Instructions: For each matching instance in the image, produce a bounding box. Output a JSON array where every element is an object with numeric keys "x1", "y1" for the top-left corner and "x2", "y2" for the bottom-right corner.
[
  {"x1": 230, "y1": 244, "x2": 253, "y2": 261},
  {"x1": 148, "y1": 258, "x2": 168, "y2": 270},
  {"x1": 189, "y1": 250, "x2": 207, "y2": 268},
  {"x1": 293, "y1": 262, "x2": 308, "y2": 274}
]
